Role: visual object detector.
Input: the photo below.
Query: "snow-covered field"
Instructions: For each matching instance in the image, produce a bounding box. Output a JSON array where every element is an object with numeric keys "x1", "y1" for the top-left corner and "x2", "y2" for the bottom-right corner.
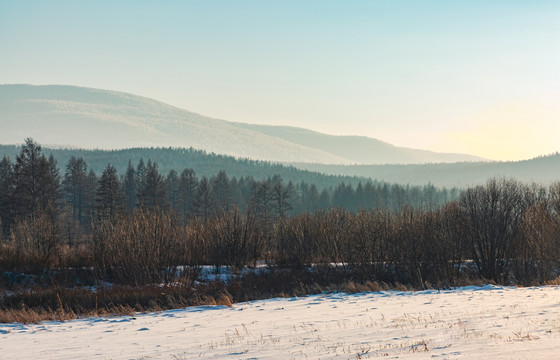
[{"x1": 1, "y1": 285, "x2": 559, "y2": 359}]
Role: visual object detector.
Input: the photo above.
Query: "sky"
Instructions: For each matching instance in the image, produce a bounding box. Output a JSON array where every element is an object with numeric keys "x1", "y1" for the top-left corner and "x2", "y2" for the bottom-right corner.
[{"x1": 1, "y1": 0, "x2": 559, "y2": 161}]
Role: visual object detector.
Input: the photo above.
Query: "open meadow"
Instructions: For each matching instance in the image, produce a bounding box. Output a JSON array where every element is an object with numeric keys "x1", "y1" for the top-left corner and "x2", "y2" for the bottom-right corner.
[{"x1": 2, "y1": 285, "x2": 559, "y2": 359}]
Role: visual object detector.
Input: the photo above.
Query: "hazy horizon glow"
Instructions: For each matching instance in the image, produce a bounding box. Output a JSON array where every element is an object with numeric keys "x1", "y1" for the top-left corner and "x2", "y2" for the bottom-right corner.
[{"x1": 1, "y1": 0, "x2": 558, "y2": 161}]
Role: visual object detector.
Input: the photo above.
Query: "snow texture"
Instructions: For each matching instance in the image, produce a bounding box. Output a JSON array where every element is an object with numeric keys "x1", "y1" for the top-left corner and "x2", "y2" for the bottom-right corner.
[{"x1": 2, "y1": 285, "x2": 559, "y2": 359}]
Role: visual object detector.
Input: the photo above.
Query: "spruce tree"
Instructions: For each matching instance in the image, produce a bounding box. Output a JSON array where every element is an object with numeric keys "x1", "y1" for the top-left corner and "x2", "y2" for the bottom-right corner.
[
  {"x1": 211, "y1": 170, "x2": 232, "y2": 212},
  {"x1": 96, "y1": 164, "x2": 124, "y2": 219},
  {"x1": 178, "y1": 168, "x2": 198, "y2": 219},
  {"x1": 194, "y1": 176, "x2": 215, "y2": 219},
  {"x1": 63, "y1": 156, "x2": 89, "y2": 224},
  {"x1": 135, "y1": 158, "x2": 146, "y2": 206},
  {"x1": 165, "y1": 169, "x2": 180, "y2": 211},
  {"x1": 138, "y1": 160, "x2": 167, "y2": 210},
  {"x1": 123, "y1": 160, "x2": 136, "y2": 212},
  {"x1": 0, "y1": 156, "x2": 14, "y2": 235}
]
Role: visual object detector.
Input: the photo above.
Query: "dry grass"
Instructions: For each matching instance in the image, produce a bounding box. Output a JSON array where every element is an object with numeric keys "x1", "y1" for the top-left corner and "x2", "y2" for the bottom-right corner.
[
  {"x1": 0, "y1": 269, "x2": 401, "y2": 324},
  {"x1": 0, "y1": 282, "x2": 232, "y2": 323},
  {"x1": 0, "y1": 307, "x2": 74, "y2": 324},
  {"x1": 544, "y1": 276, "x2": 560, "y2": 286},
  {"x1": 2, "y1": 264, "x2": 557, "y2": 324}
]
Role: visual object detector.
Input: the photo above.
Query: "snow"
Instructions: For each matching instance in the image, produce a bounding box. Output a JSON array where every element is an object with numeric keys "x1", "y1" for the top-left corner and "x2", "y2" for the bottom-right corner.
[{"x1": 2, "y1": 285, "x2": 560, "y2": 359}]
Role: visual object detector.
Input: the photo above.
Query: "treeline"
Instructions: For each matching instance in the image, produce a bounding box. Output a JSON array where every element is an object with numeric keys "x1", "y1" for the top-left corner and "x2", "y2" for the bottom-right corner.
[
  {"x1": 0, "y1": 144, "x2": 361, "y2": 190},
  {"x1": 1, "y1": 139, "x2": 559, "y2": 291},
  {"x1": 0, "y1": 139, "x2": 454, "y2": 243},
  {"x1": 1, "y1": 180, "x2": 559, "y2": 289}
]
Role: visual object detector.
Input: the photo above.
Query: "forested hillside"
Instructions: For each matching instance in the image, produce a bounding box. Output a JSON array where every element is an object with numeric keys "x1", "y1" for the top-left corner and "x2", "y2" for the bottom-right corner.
[
  {"x1": 292, "y1": 153, "x2": 560, "y2": 188},
  {"x1": 0, "y1": 139, "x2": 456, "y2": 239},
  {"x1": 0, "y1": 144, "x2": 361, "y2": 190},
  {"x1": 3, "y1": 143, "x2": 557, "y2": 190}
]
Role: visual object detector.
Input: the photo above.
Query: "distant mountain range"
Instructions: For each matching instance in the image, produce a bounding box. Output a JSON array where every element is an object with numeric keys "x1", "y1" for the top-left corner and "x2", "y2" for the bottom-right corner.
[{"x1": 0, "y1": 84, "x2": 483, "y2": 165}]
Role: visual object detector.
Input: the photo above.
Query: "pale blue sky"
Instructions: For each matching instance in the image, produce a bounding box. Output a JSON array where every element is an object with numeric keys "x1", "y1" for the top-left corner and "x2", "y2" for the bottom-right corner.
[{"x1": 1, "y1": 0, "x2": 559, "y2": 160}]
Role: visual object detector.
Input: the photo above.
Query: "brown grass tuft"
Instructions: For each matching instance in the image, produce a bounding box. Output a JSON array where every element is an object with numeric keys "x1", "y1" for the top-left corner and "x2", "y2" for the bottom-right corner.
[
  {"x1": 215, "y1": 293, "x2": 233, "y2": 307},
  {"x1": 544, "y1": 276, "x2": 560, "y2": 286}
]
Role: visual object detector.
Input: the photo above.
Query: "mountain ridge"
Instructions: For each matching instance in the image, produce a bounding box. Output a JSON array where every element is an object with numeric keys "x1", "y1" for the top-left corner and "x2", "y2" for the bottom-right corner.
[
  {"x1": 235, "y1": 123, "x2": 484, "y2": 164},
  {"x1": 1, "y1": 84, "x2": 483, "y2": 165}
]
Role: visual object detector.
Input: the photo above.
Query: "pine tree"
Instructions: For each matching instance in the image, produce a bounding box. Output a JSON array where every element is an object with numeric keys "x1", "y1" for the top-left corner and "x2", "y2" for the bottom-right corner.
[
  {"x1": 308, "y1": 184, "x2": 321, "y2": 211},
  {"x1": 0, "y1": 156, "x2": 14, "y2": 235},
  {"x1": 137, "y1": 160, "x2": 167, "y2": 210},
  {"x1": 178, "y1": 168, "x2": 198, "y2": 219},
  {"x1": 63, "y1": 156, "x2": 89, "y2": 224},
  {"x1": 165, "y1": 169, "x2": 180, "y2": 211},
  {"x1": 84, "y1": 169, "x2": 98, "y2": 223},
  {"x1": 96, "y1": 164, "x2": 124, "y2": 219},
  {"x1": 211, "y1": 170, "x2": 232, "y2": 212},
  {"x1": 47, "y1": 154, "x2": 62, "y2": 207},
  {"x1": 230, "y1": 176, "x2": 245, "y2": 212},
  {"x1": 135, "y1": 158, "x2": 146, "y2": 205},
  {"x1": 248, "y1": 181, "x2": 272, "y2": 223},
  {"x1": 318, "y1": 189, "x2": 330, "y2": 210},
  {"x1": 11, "y1": 138, "x2": 59, "y2": 219},
  {"x1": 194, "y1": 176, "x2": 215, "y2": 218},
  {"x1": 123, "y1": 160, "x2": 136, "y2": 212},
  {"x1": 355, "y1": 182, "x2": 366, "y2": 211},
  {"x1": 332, "y1": 183, "x2": 353, "y2": 210}
]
